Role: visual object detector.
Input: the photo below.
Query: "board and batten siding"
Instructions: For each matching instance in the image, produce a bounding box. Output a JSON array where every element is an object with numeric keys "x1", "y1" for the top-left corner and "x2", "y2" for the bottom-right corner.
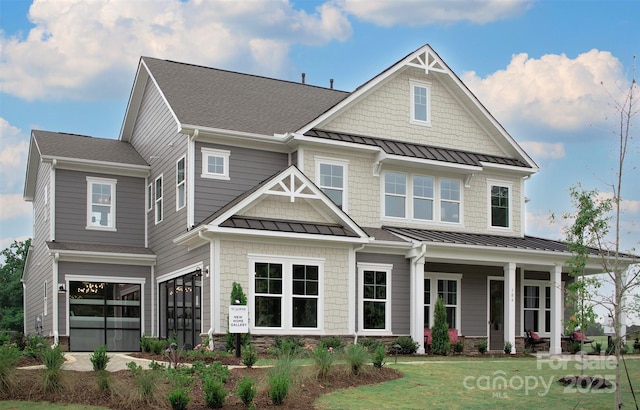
[
  {"x1": 356, "y1": 253, "x2": 410, "y2": 335},
  {"x1": 193, "y1": 142, "x2": 288, "y2": 224},
  {"x1": 55, "y1": 169, "x2": 145, "y2": 246},
  {"x1": 24, "y1": 161, "x2": 54, "y2": 335},
  {"x1": 58, "y1": 262, "x2": 152, "y2": 335}
]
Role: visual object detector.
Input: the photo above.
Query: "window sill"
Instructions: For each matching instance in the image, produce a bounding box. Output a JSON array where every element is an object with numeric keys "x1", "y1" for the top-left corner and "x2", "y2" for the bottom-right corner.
[
  {"x1": 201, "y1": 173, "x2": 230, "y2": 181},
  {"x1": 85, "y1": 226, "x2": 117, "y2": 232}
]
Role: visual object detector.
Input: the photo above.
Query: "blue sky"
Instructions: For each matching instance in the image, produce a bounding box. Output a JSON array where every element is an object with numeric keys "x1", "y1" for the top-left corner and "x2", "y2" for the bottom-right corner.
[{"x1": 1, "y1": 1, "x2": 638, "y2": 319}]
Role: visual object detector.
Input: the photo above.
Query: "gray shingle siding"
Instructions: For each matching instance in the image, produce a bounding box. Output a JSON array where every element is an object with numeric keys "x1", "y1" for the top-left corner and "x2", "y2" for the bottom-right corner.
[
  {"x1": 194, "y1": 142, "x2": 288, "y2": 224},
  {"x1": 55, "y1": 169, "x2": 145, "y2": 246}
]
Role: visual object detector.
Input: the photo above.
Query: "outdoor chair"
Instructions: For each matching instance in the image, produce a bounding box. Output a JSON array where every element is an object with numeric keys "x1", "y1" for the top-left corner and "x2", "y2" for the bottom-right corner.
[
  {"x1": 571, "y1": 331, "x2": 594, "y2": 345},
  {"x1": 525, "y1": 329, "x2": 547, "y2": 352}
]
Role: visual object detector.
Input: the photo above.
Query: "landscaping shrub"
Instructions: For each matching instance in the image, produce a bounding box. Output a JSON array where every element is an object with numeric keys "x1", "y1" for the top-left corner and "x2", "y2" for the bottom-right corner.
[
  {"x1": 392, "y1": 336, "x2": 418, "y2": 354},
  {"x1": 319, "y1": 336, "x2": 346, "y2": 353},
  {"x1": 42, "y1": 345, "x2": 66, "y2": 392},
  {"x1": 523, "y1": 347, "x2": 532, "y2": 355},
  {"x1": 312, "y1": 344, "x2": 334, "y2": 379},
  {"x1": 90, "y1": 345, "x2": 110, "y2": 371},
  {"x1": 268, "y1": 358, "x2": 292, "y2": 405},
  {"x1": 272, "y1": 336, "x2": 304, "y2": 358},
  {"x1": 452, "y1": 341, "x2": 464, "y2": 354},
  {"x1": 95, "y1": 369, "x2": 111, "y2": 392},
  {"x1": 167, "y1": 387, "x2": 191, "y2": 410},
  {"x1": 0, "y1": 344, "x2": 21, "y2": 393},
  {"x1": 201, "y1": 361, "x2": 231, "y2": 383},
  {"x1": 242, "y1": 343, "x2": 258, "y2": 368},
  {"x1": 23, "y1": 334, "x2": 47, "y2": 359},
  {"x1": 151, "y1": 338, "x2": 168, "y2": 355},
  {"x1": 235, "y1": 376, "x2": 257, "y2": 406},
  {"x1": 431, "y1": 296, "x2": 450, "y2": 356},
  {"x1": 477, "y1": 339, "x2": 487, "y2": 354},
  {"x1": 347, "y1": 343, "x2": 368, "y2": 376},
  {"x1": 127, "y1": 361, "x2": 161, "y2": 402},
  {"x1": 358, "y1": 337, "x2": 384, "y2": 353},
  {"x1": 372, "y1": 344, "x2": 386, "y2": 369},
  {"x1": 593, "y1": 342, "x2": 603, "y2": 354},
  {"x1": 503, "y1": 341, "x2": 513, "y2": 354},
  {"x1": 203, "y1": 375, "x2": 227, "y2": 408},
  {"x1": 140, "y1": 335, "x2": 152, "y2": 353}
]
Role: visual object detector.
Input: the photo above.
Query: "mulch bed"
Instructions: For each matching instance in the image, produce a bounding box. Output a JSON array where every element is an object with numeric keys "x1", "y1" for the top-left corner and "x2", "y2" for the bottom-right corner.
[{"x1": 4, "y1": 354, "x2": 402, "y2": 409}]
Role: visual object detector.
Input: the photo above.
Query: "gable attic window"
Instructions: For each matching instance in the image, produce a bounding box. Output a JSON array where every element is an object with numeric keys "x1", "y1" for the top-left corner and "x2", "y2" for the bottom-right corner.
[
  {"x1": 201, "y1": 147, "x2": 230, "y2": 180},
  {"x1": 86, "y1": 177, "x2": 116, "y2": 231},
  {"x1": 315, "y1": 157, "x2": 348, "y2": 210},
  {"x1": 410, "y1": 80, "x2": 431, "y2": 126},
  {"x1": 176, "y1": 156, "x2": 186, "y2": 210}
]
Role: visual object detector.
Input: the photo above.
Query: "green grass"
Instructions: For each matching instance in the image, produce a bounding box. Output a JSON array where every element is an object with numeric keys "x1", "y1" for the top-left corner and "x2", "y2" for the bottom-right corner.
[
  {"x1": 0, "y1": 402, "x2": 109, "y2": 410},
  {"x1": 315, "y1": 356, "x2": 640, "y2": 409}
]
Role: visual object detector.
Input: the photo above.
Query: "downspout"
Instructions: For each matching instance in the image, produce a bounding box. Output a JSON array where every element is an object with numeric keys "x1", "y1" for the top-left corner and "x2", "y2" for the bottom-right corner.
[
  {"x1": 21, "y1": 279, "x2": 27, "y2": 335},
  {"x1": 50, "y1": 159, "x2": 56, "y2": 241},
  {"x1": 198, "y1": 229, "x2": 216, "y2": 350},
  {"x1": 52, "y1": 252, "x2": 59, "y2": 347},
  {"x1": 352, "y1": 243, "x2": 367, "y2": 345},
  {"x1": 151, "y1": 265, "x2": 155, "y2": 337}
]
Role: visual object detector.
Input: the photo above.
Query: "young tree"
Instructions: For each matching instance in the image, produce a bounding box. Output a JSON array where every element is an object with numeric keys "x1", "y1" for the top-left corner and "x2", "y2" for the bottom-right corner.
[
  {"x1": 431, "y1": 296, "x2": 450, "y2": 356},
  {"x1": 563, "y1": 58, "x2": 639, "y2": 408},
  {"x1": 0, "y1": 239, "x2": 31, "y2": 331}
]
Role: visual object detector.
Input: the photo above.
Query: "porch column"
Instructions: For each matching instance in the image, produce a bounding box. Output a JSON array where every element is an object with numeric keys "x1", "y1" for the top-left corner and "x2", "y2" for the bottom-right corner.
[
  {"x1": 550, "y1": 265, "x2": 563, "y2": 354},
  {"x1": 503, "y1": 262, "x2": 516, "y2": 353},
  {"x1": 413, "y1": 256, "x2": 426, "y2": 354}
]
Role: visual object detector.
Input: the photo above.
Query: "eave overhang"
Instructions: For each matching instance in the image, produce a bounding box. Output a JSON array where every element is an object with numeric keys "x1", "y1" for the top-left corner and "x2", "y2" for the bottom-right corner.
[{"x1": 50, "y1": 249, "x2": 156, "y2": 266}]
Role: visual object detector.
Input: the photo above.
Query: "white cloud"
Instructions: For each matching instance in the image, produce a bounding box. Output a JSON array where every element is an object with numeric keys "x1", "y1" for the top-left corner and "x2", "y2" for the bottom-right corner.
[
  {"x1": 0, "y1": 0, "x2": 352, "y2": 101},
  {"x1": 462, "y1": 50, "x2": 627, "y2": 131},
  {"x1": 0, "y1": 118, "x2": 29, "y2": 192},
  {"x1": 596, "y1": 192, "x2": 640, "y2": 215},
  {"x1": 339, "y1": 0, "x2": 532, "y2": 26},
  {"x1": 0, "y1": 194, "x2": 31, "y2": 221},
  {"x1": 519, "y1": 141, "x2": 565, "y2": 160},
  {"x1": 525, "y1": 210, "x2": 564, "y2": 240}
]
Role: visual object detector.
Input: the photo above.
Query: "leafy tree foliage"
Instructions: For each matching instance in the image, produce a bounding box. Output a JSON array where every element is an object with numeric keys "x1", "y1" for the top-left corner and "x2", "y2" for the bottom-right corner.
[
  {"x1": 0, "y1": 239, "x2": 31, "y2": 331},
  {"x1": 431, "y1": 296, "x2": 450, "y2": 356}
]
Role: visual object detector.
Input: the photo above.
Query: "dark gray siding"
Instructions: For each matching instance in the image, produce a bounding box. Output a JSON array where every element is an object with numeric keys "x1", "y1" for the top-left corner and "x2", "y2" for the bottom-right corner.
[
  {"x1": 59, "y1": 262, "x2": 152, "y2": 334},
  {"x1": 24, "y1": 161, "x2": 53, "y2": 336},
  {"x1": 194, "y1": 142, "x2": 288, "y2": 223},
  {"x1": 356, "y1": 253, "x2": 410, "y2": 335},
  {"x1": 55, "y1": 169, "x2": 145, "y2": 246}
]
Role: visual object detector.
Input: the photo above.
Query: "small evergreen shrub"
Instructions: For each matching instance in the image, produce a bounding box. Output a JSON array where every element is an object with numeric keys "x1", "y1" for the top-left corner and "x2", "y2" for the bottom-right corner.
[
  {"x1": 42, "y1": 345, "x2": 66, "y2": 392},
  {"x1": 358, "y1": 338, "x2": 383, "y2": 353},
  {"x1": 477, "y1": 339, "x2": 487, "y2": 354},
  {"x1": 151, "y1": 338, "x2": 167, "y2": 355},
  {"x1": 242, "y1": 344, "x2": 258, "y2": 368},
  {"x1": 140, "y1": 335, "x2": 152, "y2": 353},
  {"x1": 272, "y1": 336, "x2": 304, "y2": 358},
  {"x1": 268, "y1": 358, "x2": 292, "y2": 405},
  {"x1": 503, "y1": 341, "x2": 513, "y2": 354},
  {"x1": 347, "y1": 343, "x2": 368, "y2": 376},
  {"x1": 431, "y1": 297, "x2": 450, "y2": 356},
  {"x1": 523, "y1": 347, "x2": 532, "y2": 355},
  {"x1": 23, "y1": 334, "x2": 47, "y2": 359},
  {"x1": 319, "y1": 336, "x2": 346, "y2": 352},
  {"x1": 201, "y1": 361, "x2": 231, "y2": 383},
  {"x1": 593, "y1": 342, "x2": 603, "y2": 354},
  {"x1": 0, "y1": 344, "x2": 21, "y2": 393},
  {"x1": 392, "y1": 336, "x2": 418, "y2": 354},
  {"x1": 452, "y1": 341, "x2": 464, "y2": 354},
  {"x1": 90, "y1": 345, "x2": 110, "y2": 371},
  {"x1": 372, "y1": 344, "x2": 386, "y2": 369},
  {"x1": 312, "y1": 344, "x2": 334, "y2": 379},
  {"x1": 202, "y1": 375, "x2": 227, "y2": 408},
  {"x1": 235, "y1": 376, "x2": 257, "y2": 406},
  {"x1": 167, "y1": 387, "x2": 191, "y2": 410}
]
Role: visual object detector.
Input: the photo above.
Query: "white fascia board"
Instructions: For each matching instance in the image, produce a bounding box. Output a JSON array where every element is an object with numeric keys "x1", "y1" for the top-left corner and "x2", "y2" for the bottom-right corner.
[
  {"x1": 51, "y1": 250, "x2": 156, "y2": 266},
  {"x1": 119, "y1": 60, "x2": 149, "y2": 142},
  {"x1": 206, "y1": 226, "x2": 370, "y2": 244},
  {"x1": 181, "y1": 124, "x2": 289, "y2": 150},
  {"x1": 480, "y1": 161, "x2": 538, "y2": 175},
  {"x1": 40, "y1": 156, "x2": 150, "y2": 178},
  {"x1": 173, "y1": 225, "x2": 208, "y2": 246},
  {"x1": 23, "y1": 136, "x2": 42, "y2": 201},
  {"x1": 140, "y1": 59, "x2": 182, "y2": 135}
]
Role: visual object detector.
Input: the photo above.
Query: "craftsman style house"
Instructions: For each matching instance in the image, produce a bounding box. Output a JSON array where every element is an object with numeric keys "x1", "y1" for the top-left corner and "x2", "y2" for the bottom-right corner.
[{"x1": 22, "y1": 44, "x2": 610, "y2": 353}]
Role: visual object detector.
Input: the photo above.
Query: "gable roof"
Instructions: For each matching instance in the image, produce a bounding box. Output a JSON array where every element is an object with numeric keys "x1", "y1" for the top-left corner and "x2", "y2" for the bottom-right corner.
[
  {"x1": 24, "y1": 130, "x2": 149, "y2": 201},
  {"x1": 121, "y1": 57, "x2": 349, "y2": 140},
  {"x1": 297, "y1": 44, "x2": 538, "y2": 171},
  {"x1": 304, "y1": 129, "x2": 530, "y2": 169}
]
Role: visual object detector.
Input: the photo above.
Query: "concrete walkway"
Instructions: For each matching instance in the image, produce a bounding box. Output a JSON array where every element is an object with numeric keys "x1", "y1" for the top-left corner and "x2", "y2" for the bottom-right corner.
[{"x1": 18, "y1": 352, "x2": 158, "y2": 372}]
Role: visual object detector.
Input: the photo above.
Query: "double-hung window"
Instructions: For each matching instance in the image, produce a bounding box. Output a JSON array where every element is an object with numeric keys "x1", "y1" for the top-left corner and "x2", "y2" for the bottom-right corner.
[
  {"x1": 176, "y1": 157, "x2": 186, "y2": 210},
  {"x1": 489, "y1": 181, "x2": 511, "y2": 228},
  {"x1": 201, "y1": 148, "x2": 230, "y2": 180},
  {"x1": 410, "y1": 80, "x2": 431, "y2": 126},
  {"x1": 424, "y1": 273, "x2": 461, "y2": 332},
  {"x1": 358, "y1": 263, "x2": 392, "y2": 333},
  {"x1": 316, "y1": 158, "x2": 348, "y2": 210},
  {"x1": 522, "y1": 283, "x2": 557, "y2": 334},
  {"x1": 251, "y1": 256, "x2": 323, "y2": 332},
  {"x1": 86, "y1": 177, "x2": 116, "y2": 230},
  {"x1": 155, "y1": 175, "x2": 163, "y2": 224},
  {"x1": 383, "y1": 172, "x2": 461, "y2": 224}
]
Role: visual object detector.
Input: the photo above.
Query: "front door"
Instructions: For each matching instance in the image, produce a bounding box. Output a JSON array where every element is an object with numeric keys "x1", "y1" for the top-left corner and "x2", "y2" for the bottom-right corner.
[{"x1": 489, "y1": 279, "x2": 504, "y2": 351}]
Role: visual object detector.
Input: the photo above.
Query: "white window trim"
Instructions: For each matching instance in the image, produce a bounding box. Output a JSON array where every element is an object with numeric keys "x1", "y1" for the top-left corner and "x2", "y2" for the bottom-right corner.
[
  {"x1": 155, "y1": 174, "x2": 163, "y2": 224},
  {"x1": 487, "y1": 179, "x2": 513, "y2": 231},
  {"x1": 86, "y1": 176, "x2": 117, "y2": 231},
  {"x1": 201, "y1": 147, "x2": 230, "y2": 180},
  {"x1": 176, "y1": 156, "x2": 186, "y2": 211},
  {"x1": 409, "y1": 79, "x2": 432, "y2": 126},
  {"x1": 315, "y1": 156, "x2": 349, "y2": 212},
  {"x1": 520, "y1": 279, "x2": 565, "y2": 337},
  {"x1": 248, "y1": 254, "x2": 325, "y2": 335},
  {"x1": 381, "y1": 171, "x2": 463, "y2": 226},
  {"x1": 425, "y1": 272, "x2": 462, "y2": 334},
  {"x1": 146, "y1": 183, "x2": 152, "y2": 213},
  {"x1": 357, "y1": 262, "x2": 393, "y2": 335}
]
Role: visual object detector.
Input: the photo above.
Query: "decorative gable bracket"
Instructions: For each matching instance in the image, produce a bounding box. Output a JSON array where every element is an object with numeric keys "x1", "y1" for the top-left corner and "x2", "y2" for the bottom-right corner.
[
  {"x1": 266, "y1": 173, "x2": 319, "y2": 202},
  {"x1": 406, "y1": 49, "x2": 447, "y2": 75}
]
